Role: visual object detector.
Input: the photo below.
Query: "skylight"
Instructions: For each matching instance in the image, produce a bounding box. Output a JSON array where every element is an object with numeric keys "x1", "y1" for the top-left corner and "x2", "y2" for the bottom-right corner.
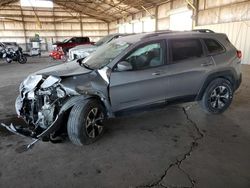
[{"x1": 20, "y1": 0, "x2": 53, "y2": 8}]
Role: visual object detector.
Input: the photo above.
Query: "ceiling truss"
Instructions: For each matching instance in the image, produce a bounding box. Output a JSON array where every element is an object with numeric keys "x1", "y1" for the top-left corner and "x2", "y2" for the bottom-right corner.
[{"x1": 0, "y1": 0, "x2": 172, "y2": 22}]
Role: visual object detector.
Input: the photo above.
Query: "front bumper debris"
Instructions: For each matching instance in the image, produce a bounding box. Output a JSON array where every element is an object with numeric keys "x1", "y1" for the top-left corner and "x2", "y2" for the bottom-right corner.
[
  {"x1": 0, "y1": 123, "x2": 39, "y2": 149},
  {"x1": 0, "y1": 114, "x2": 60, "y2": 149}
]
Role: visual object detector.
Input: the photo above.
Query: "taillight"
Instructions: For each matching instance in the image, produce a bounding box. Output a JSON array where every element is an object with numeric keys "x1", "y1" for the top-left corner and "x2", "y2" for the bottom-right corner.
[{"x1": 236, "y1": 50, "x2": 242, "y2": 59}]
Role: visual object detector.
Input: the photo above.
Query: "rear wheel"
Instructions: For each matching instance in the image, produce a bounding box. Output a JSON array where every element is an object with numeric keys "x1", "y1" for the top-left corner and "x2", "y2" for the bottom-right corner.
[
  {"x1": 67, "y1": 99, "x2": 105, "y2": 145},
  {"x1": 18, "y1": 55, "x2": 27, "y2": 64},
  {"x1": 199, "y1": 78, "x2": 233, "y2": 114}
]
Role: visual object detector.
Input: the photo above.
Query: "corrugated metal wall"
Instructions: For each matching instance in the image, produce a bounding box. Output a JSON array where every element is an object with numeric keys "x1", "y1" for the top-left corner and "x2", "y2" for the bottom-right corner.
[
  {"x1": 157, "y1": 3, "x2": 171, "y2": 30},
  {"x1": 195, "y1": 21, "x2": 250, "y2": 64},
  {"x1": 0, "y1": 2, "x2": 108, "y2": 51},
  {"x1": 110, "y1": 0, "x2": 194, "y2": 34},
  {"x1": 197, "y1": 0, "x2": 250, "y2": 64},
  {"x1": 1, "y1": 0, "x2": 249, "y2": 61}
]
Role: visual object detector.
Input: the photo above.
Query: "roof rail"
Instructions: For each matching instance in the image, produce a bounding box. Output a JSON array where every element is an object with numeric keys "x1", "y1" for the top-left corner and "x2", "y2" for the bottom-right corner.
[
  {"x1": 142, "y1": 30, "x2": 175, "y2": 39},
  {"x1": 192, "y1": 29, "x2": 215, "y2": 33}
]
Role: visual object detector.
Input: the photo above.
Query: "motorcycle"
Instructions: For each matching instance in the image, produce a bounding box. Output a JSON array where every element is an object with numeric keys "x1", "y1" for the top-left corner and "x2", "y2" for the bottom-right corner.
[{"x1": 2, "y1": 46, "x2": 27, "y2": 64}]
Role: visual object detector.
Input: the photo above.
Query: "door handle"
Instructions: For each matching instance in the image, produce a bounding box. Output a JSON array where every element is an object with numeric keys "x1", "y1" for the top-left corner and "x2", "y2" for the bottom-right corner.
[
  {"x1": 152, "y1": 72, "x2": 161, "y2": 76},
  {"x1": 152, "y1": 70, "x2": 166, "y2": 76}
]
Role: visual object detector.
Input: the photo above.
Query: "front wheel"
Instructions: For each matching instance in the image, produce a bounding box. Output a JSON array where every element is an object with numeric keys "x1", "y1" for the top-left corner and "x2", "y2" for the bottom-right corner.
[
  {"x1": 67, "y1": 99, "x2": 105, "y2": 145},
  {"x1": 199, "y1": 78, "x2": 234, "y2": 114},
  {"x1": 4, "y1": 58, "x2": 12, "y2": 63}
]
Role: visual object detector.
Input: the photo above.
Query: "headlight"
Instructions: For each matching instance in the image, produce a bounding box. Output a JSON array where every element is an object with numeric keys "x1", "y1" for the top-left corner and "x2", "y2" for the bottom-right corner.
[
  {"x1": 21, "y1": 75, "x2": 43, "y2": 91},
  {"x1": 56, "y1": 87, "x2": 66, "y2": 98},
  {"x1": 41, "y1": 75, "x2": 61, "y2": 89}
]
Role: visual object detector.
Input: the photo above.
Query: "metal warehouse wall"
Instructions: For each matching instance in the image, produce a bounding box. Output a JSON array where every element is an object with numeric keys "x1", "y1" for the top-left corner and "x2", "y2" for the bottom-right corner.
[
  {"x1": 196, "y1": 21, "x2": 250, "y2": 64},
  {"x1": 196, "y1": 0, "x2": 250, "y2": 64},
  {"x1": 0, "y1": 2, "x2": 108, "y2": 51},
  {"x1": 110, "y1": 0, "x2": 192, "y2": 33}
]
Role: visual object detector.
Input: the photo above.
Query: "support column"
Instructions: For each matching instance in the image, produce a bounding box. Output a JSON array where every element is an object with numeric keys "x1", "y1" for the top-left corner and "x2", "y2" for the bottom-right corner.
[
  {"x1": 80, "y1": 14, "x2": 83, "y2": 36},
  {"x1": 107, "y1": 22, "x2": 110, "y2": 34},
  {"x1": 155, "y1": 5, "x2": 159, "y2": 31},
  {"x1": 20, "y1": 7, "x2": 28, "y2": 51},
  {"x1": 52, "y1": 7, "x2": 57, "y2": 43}
]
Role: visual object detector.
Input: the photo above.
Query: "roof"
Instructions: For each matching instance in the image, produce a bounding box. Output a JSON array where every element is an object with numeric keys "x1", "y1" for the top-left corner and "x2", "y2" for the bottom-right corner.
[
  {"x1": 0, "y1": 0, "x2": 171, "y2": 22},
  {"x1": 116, "y1": 29, "x2": 219, "y2": 44}
]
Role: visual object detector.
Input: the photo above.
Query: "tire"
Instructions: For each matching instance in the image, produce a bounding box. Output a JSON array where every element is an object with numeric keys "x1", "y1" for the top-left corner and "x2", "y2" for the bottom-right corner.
[
  {"x1": 199, "y1": 78, "x2": 234, "y2": 114},
  {"x1": 5, "y1": 58, "x2": 12, "y2": 64},
  {"x1": 18, "y1": 56, "x2": 27, "y2": 64},
  {"x1": 67, "y1": 99, "x2": 105, "y2": 145}
]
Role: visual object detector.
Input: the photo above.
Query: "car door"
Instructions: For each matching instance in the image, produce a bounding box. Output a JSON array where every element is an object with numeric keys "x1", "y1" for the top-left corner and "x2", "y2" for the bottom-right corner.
[
  {"x1": 165, "y1": 38, "x2": 215, "y2": 100},
  {"x1": 109, "y1": 41, "x2": 168, "y2": 112}
]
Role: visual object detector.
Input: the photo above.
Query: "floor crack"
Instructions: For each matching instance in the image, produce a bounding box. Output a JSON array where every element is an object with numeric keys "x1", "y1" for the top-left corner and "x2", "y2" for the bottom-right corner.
[{"x1": 137, "y1": 106, "x2": 204, "y2": 188}]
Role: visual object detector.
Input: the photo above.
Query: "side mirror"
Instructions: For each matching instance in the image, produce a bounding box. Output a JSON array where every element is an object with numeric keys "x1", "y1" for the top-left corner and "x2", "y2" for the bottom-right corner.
[
  {"x1": 77, "y1": 57, "x2": 87, "y2": 66},
  {"x1": 117, "y1": 61, "x2": 132, "y2": 71}
]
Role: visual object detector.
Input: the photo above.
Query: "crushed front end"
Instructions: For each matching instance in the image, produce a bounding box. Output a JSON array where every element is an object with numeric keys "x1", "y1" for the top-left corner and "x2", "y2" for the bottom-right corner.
[{"x1": 12, "y1": 74, "x2": 73, "y2": 140}]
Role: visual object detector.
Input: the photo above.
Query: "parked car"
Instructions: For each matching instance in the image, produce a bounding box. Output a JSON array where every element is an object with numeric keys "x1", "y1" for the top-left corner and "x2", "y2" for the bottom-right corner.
[
  {"x1": 3, "y1": 30, "x2": 242, "y2": 147},
  {"x1": 68, "y1": 33, "x2": 131, "y2": 61},
  {"x1": 53, "y1": 37, "x2": 95, "y2": 53}
]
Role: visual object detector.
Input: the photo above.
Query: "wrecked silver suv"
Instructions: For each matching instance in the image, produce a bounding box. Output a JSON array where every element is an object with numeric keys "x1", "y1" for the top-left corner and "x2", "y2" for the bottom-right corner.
[{"x1": 3, "y1": 30, "x2": 242, "y2": 146}]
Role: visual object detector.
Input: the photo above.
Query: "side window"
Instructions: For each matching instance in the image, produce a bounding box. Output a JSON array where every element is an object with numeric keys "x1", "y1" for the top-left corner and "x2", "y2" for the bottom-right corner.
[
  {"x1": 79, "y1": 37, "x2": 90, "y2": 43},
  {"x1": 170, "y1": 39, "x2": 203, "y2": 62},
  {"x1": 75, "y1": 37, "x2": 81, "y2": 43},
  {"x1": 125, "y1": 42, "x2": 163, "y2": 70},
  {"x1": 204, "y1": 39, "x2": 224, "y2": 54},
  {"x1": 76, "y1": 37, "x2": 86, "y2": 43}
]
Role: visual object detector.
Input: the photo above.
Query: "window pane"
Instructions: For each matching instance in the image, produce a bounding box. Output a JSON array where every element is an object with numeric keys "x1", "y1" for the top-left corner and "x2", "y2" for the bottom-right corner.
[
  {"x1": 126, "y1": 43, "x2": 163, "y2": 70},
  {"x1": 171, "y1": 39, "x2": 203, "y2": 62},
  {"x1": 204, "y1": 39, "x2": 224, "y2": 54}
]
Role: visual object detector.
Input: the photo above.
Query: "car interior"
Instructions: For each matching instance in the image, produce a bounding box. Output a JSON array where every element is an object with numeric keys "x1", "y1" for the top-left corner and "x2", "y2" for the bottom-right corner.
[{"x1": 126, "y1": 43, "x2": 163, "y2": 70}]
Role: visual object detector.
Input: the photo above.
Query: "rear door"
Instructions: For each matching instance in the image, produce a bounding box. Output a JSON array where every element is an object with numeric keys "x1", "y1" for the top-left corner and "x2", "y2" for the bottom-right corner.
[
  {"x1": 165, "y1": 38, "x2": 214, "y2": 100},
  {"x1": 109, "y1": 41, "x2": 168, "y2": 112}
]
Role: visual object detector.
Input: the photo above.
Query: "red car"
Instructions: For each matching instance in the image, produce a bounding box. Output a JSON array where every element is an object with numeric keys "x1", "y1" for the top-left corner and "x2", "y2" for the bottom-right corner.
[{"x1": 53, "y1": 37, "x2": 94, "y2": 53}]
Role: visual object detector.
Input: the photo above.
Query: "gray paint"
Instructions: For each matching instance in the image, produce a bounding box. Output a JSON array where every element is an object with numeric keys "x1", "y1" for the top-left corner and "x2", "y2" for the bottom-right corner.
[{"x1": 8, "y1": 31, "x2": 242, "y2": 141}]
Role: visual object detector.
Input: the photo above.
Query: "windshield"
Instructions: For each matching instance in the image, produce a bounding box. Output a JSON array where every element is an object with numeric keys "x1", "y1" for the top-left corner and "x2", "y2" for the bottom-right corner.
[
  {"x1": 82, "y1": 40, "x2": 130, "y2": 69},
  {"x1": 95, "y1": 35, "x2": 115, "y2": 47},
  {"x1": 62, "y1": 38, "x2": 70, "y2": 43}
]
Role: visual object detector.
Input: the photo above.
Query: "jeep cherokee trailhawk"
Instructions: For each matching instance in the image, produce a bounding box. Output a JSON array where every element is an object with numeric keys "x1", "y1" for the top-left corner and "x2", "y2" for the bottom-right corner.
[{"x1": 2, "y1": 30, "x2": 242, "y2": 146}]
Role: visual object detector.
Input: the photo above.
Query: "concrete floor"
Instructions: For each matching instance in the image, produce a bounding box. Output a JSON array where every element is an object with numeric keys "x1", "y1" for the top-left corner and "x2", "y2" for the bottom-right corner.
[{"x1": 0, "y1": 57, "x2": 249, "y2": 188}]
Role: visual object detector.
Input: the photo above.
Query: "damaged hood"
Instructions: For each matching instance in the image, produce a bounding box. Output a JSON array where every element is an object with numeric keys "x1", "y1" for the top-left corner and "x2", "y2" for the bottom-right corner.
[{"x1": 35, "y1": 60, "x2": 92, "y2": 77}]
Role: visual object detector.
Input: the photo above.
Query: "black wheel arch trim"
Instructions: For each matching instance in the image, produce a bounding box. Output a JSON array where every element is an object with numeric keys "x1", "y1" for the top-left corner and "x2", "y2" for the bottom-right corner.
[{"x1": 196, "y1": 69, "x2": 240, "y2": 101}]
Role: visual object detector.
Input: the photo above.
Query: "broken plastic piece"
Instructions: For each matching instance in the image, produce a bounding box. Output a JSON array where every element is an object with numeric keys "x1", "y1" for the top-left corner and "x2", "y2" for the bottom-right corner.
[
  {"x1": 1, "y1": 123, "x2": 40, "y2": 150},
  {"x1": 27, "y1": 139, "x2": 39, "y2": 149}
]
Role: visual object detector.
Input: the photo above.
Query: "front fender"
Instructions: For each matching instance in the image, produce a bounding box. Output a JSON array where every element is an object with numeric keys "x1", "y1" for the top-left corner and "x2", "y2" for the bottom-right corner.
[{"x1": 59, "y1": 95, "x2": 91, "y2": 114}]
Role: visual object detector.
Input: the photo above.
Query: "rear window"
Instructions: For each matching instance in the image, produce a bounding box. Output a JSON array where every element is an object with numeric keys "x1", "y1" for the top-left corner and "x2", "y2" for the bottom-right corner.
[
  {"x1": 170, "y1": 39, "x2": 203, "y2": 62},
  {"x1": 204, "y1": 39, "x2": 224, "y2": 54}
]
